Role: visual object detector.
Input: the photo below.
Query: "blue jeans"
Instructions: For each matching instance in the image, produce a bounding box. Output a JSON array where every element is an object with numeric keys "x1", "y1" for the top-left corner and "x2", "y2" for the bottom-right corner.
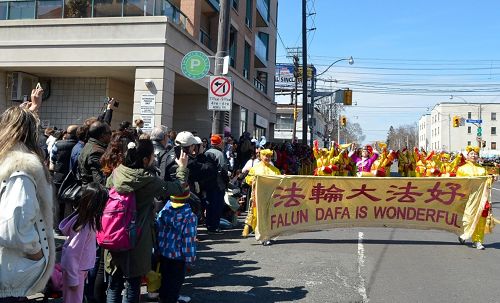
[
  {"x1": 205, "y1": 189, "x2": 225, "y2": 231},
  {"x1": 106, "y1": 269, "x2": 141, "y2": 303}
]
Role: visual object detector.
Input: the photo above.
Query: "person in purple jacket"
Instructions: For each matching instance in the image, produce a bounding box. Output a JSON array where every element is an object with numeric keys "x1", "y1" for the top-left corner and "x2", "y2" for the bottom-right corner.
[
  {"x1": 350, "y1": 144, "x2": 379, "y2": 174},
  {"x1": 59, "y1": 183, "x2": 108, "y2": 303}
]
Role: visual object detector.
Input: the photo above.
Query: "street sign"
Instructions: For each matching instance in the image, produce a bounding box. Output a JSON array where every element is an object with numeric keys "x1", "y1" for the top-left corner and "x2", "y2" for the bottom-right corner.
[
  {"x1": 466, "y1": 119, "x2": 482, "y2": 124},
  {"x1": 208, "y1": 76, "x2": 232, "y2": 111},
  {"x1": 181, "y1": 51, "x2": 210, "y2": 80}
]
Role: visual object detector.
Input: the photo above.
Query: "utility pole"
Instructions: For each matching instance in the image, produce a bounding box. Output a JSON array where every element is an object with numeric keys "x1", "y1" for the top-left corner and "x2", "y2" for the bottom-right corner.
[
  {"x1": 211, "y1": 0, "x2": 231, "y2": 135},
  {"x1": 292, "y1": 55, "x2": 299, "y2": 143},
  {"x1": 301, "y1": 0, "x2": 308, "y2": 144}
]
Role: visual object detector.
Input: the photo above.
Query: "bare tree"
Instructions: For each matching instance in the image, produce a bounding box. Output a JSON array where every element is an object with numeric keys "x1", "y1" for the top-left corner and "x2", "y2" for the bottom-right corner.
[{"x1": 386, "y1": 123, "x2": 418, "y2": 150}]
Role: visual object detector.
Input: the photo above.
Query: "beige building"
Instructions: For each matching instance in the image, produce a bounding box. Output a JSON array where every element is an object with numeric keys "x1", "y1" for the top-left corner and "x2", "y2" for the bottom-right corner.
[
  {"x1": 0, "y1": 0, "x2": 277, "y2": 139},
  {"x1": 418, "y1": 102, "x2": 500, "y2": 156}
]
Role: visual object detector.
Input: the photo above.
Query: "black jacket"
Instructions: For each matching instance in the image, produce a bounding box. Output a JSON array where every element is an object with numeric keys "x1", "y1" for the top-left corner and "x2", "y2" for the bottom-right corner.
[
  {"x1": 78, "y1": 138, "x2": 107, "y2": 186},
  {"x1": 51, "y1": 138, "x2": 78, "y2": 184}
]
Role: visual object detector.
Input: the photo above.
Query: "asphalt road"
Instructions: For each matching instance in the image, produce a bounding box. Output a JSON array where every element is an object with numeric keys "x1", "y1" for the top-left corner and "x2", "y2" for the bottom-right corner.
[{"x1": 183, "y1": 180, "x2": 500, "y2": 303}]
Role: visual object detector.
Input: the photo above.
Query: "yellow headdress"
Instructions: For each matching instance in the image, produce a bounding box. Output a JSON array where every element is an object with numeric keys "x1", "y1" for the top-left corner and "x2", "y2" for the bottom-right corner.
[
  {"x1": 260, "y1": 149, "x2": 273, "y2": 156},
  {"x1": 465, "y1": 145, "x2": 480, "y2": 154}
]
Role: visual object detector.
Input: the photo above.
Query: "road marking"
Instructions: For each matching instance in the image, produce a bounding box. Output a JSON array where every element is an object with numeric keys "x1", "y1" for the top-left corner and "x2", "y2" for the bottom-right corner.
[
  {"x1": 357, "y1": 232, "x2": 369, "y2": 302},
  {"x1": 492, "y1": 187, "x2": 499, "y2": 191}
]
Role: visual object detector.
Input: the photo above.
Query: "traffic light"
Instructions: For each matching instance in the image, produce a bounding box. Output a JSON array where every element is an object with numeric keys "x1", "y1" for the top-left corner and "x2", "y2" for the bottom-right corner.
[
  {"x1": 477, "y1": 127, "x2": 482, "y2": 136},
  {"x1": 341, "y1": 116, "x2": 347, "y2": 127},
  {"x1": 343, "y1": 89, "x2": 352, "y2": 106},
  {"x1": 293, "y1": 107, "x2": 298, "y2": 120},
  {"x1": 452, "y1": 116, "x2": 459, "y2": 127},
  {"x1": 293, "y1": 55, "x2": 299, "y2": 78},
  {"x1": 482, "y1": 140, "x2": 486, "y2": 148}
]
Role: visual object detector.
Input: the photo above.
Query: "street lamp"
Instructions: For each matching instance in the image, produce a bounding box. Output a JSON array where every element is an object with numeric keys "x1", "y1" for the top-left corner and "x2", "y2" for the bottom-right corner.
[{"x1": 310, "y1": 56, "x2": 354, "y2": 146}]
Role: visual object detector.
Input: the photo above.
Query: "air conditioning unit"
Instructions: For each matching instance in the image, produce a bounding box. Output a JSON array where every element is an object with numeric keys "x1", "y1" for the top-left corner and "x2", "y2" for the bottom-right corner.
[{"x1": 7, "y1": 72, "x2": 39, "y2": 101}]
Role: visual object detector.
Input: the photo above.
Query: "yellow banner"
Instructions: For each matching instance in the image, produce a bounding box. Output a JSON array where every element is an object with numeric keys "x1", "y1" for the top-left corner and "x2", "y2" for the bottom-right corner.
[{"x1": 254, "y1": 176, "x2": 490, "y2": 241}]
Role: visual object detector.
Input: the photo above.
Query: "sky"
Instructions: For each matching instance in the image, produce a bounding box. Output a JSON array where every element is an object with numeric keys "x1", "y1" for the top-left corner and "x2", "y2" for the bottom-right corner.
[{"x1": 275, "y1": 0, "x2": 500, "y2": 143}]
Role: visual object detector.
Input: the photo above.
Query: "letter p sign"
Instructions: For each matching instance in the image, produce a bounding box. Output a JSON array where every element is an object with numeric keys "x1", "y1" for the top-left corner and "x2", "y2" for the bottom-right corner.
[{"x1": 181, "y1": 51, "x2": 210, "y2": 80}]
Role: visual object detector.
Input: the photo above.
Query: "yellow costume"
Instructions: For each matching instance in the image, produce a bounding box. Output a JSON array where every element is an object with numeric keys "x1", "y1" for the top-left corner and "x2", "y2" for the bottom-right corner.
[
  {"x1": 243, "y1": 149, "x2": 280, "y2": 237},
  {"x1": 456, "y1": 146, "x2": 489, "y2": 248}
]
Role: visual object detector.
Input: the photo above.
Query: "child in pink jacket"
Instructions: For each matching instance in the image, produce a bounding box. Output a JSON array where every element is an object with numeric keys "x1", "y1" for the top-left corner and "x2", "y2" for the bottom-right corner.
[{"x1": 59, "y1": 183, "x2": 108, "y2": 303}]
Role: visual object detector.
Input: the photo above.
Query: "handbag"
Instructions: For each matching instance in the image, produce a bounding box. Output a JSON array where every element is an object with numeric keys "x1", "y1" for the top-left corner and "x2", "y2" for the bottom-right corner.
[
  {"x1": 57, "y1": 170, "x2": 82, "y2": 202},
  {"x1": 146, "y1": 263, "x2": 161, "y2": 293}
]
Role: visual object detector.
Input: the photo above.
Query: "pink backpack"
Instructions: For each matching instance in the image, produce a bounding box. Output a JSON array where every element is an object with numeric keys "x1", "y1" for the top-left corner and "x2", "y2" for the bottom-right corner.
[{"x1": 96, "y1": 188, "x2": 139, "y2": 251}]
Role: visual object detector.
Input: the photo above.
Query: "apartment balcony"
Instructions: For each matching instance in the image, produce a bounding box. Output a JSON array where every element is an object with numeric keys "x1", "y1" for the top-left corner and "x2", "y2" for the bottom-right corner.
[
  {"x1": 0, "y1": 0, "x2": 188, "y2": 30},
  {"x1": 254, "y1": 33, "x2": 268, "y2": 67},
  {"x1": 255, "y1": 0, "x2": 269, "y2": 27},
  {"x1": 254, "y1": 77, "x2": 267, "y2": 94}
]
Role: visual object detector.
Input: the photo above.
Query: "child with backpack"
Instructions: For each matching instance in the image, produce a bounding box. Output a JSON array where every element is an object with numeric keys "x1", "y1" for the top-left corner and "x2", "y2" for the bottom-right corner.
[
  {"x1": 104, "y1": 139, "x2": 189, "y2": 303},
  {"x1": 156, "y1": 187, "x2": 197, "y2": 303},
  {"x1": 58, "y1": 182, "x2": 108, "y2": 303}
]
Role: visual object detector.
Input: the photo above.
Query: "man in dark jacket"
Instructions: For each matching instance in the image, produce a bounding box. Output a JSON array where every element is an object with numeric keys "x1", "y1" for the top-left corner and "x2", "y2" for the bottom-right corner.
[
  {"x1": 151, "y1": 125, "x2": 169, "y2": 180},
  {"x1": 78, "y1": 121, "x2": 111, "y2": 186},
  {"x1": 51, "y1": 125, "x2": 79, "y2": 228},
  {"x1": 204, "y1": 134, "x2": 229, "y2": 234}
]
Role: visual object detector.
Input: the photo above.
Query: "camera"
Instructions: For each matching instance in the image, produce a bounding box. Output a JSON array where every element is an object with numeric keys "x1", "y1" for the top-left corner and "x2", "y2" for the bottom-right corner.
[{"x1": 107, "y1": 97, "x2": 119, "y2": 108}]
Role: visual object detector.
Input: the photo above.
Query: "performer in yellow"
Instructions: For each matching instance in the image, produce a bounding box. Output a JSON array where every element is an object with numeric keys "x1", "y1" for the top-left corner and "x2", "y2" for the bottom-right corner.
[
  {"x1": 242, "y1": 149, "x2": 280, "y2": 244},
  {"x1": 456, "y1": 145, "x2": 490, "y2": 250}
]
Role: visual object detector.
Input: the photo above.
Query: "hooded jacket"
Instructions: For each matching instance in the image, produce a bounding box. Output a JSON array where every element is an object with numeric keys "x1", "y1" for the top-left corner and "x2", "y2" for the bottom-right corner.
[
  {"x1": 156, "y1": 202, "x2": 197, "y2": 264},
  {"x1": 58, "y1": 213, "x2": 97, "y2": 287},
  {"x1": 105, "y1": 164, "x2": 188, "y2": 278},
  {"x1": 0, "y1": 145, "x2": 55, "y2": 298}
]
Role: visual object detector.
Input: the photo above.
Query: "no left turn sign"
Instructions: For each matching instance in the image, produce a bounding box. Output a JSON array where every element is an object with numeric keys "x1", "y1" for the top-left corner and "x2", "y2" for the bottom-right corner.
[{"x1": 208, "y1": 76, "x2": 232, "y2": 111}]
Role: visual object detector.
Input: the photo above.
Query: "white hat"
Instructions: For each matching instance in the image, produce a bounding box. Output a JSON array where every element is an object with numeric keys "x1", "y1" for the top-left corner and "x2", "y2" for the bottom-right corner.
[
  {"x1": 175, "y1": 131, "x2": 198, "y2": 147},
  {"x1": 193, "y1": 136, "x2": 202, "y2": 145}
]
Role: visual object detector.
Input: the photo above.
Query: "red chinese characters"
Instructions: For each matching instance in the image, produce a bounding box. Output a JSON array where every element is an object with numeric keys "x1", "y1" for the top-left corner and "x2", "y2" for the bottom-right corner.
[
  {"x1": 424, "y1": 182, "x2": 466, "y2": 205},
  {"x1": 346, "y1": 184, "x2": 381, "y2": 202},
  {"x1": 386, "y1": 182, "x2": 423, "y2": 203},
  {"x1": 309, "y1": 183, "x2": 345, "y2": 204},
  {"x1": 272, "y1": 182, "x2": 305, "y2": 208}
]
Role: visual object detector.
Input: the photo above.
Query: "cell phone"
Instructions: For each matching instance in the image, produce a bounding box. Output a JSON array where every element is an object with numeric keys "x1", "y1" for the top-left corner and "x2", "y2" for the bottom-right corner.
[
  {"x1": 175, "y1": 146, "x2": 190, "y2": 159},
  {"x1": 174, "y1": 145, "x2": 181, "y2": 159}
]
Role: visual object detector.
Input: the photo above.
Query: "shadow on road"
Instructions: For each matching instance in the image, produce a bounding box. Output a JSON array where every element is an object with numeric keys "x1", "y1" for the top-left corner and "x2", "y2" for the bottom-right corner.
[
  {"x1": 271, "y1": 238, "x2": 464, "y2": 246},
  {"x1": 183, "y1": 228, "x2": 308, "y2": 303}
]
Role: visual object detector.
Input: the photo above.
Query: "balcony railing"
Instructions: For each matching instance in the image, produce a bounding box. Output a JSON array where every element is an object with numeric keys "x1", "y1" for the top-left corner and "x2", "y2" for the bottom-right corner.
[
  {"x1": 200, "y1": 28, "x2": 212, "y2": 50},
  {"x1": 254, "y1": 77, "x2": 267, "y2": 94},
  {"x1": 0, "y1": 0, "x2": 188, "y2": 30}
]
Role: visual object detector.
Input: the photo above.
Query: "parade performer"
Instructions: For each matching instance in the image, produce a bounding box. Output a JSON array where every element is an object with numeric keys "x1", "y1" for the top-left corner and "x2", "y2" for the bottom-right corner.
[
  {"x1": 456, "y1": 145, "x2": 490, "y2": 250},
  {"x1": 312, "y1": 140, "x2": 335, "y2": 176},
  {"x1": 242, "y1": 149, "x2": 280, "y2": 243},
  {"x1": 350, "y1": 144, "x2": 378, "y2": 176},
  {"x1": 371, "y1": 143, "x2": 396, "y2": 177}
]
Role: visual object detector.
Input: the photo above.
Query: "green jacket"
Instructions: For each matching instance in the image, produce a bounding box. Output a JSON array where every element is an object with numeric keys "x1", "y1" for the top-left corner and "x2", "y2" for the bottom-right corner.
[{"x1": 104, "y1": 164, "x2": 188, "y2": 278}]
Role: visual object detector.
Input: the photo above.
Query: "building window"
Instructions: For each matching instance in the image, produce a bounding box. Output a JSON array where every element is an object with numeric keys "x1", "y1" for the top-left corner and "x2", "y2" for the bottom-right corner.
[
  {"x1": 232, "y1": 0, "x2": 239, "y2": 10},
  {"x1": 492, "y1": 112, "x2": 497, "y2": 121},
  {"x1": 492, "y1": 127, "x2": 497, "y2": 135},
  {"x1": 229, "y1": 26, "x2": 238, "y2": 68},
  {"x1": 245, "y1": 0, "x2": 252, "y2": 27},
  {"x1": 467, "y1": 141, "x2": 471, "y2": 146},
  {"x1": 257, "y1": 32, "x2": 269, "y2": 60},
  {"x1": 468, "y1": 112, "x2": 472, "y2": 119},
  {"x1": 276, "y1": 114, "x2": 293, "y2": 131},
  {"x1": 467, "y1": 126, "x2": 471, "y2": 134},
  {"x1": 243, "y1": 41, "x2": 251, "y2": 80},
  {"x1": 240, "y1": 107, "x2": 248, "y2": 133},
  {"x1": 437, "y1": 127, "x2": 439, "y2": 135},
  {"x1": 7, "y1": 1, "x2": 35, "y2": 19},
  {"x1": 492, "y1": 142, "x2": 497, "y2": 150}
]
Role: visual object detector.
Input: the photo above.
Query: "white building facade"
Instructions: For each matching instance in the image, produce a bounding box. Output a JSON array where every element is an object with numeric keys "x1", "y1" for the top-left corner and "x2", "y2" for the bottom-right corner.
[
  {"x1": 419, "y1": 102, "x2": 500, "y2": 156},
  {"x1": 418, "y1": 113, "x2": 431, "y2": 151}
]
